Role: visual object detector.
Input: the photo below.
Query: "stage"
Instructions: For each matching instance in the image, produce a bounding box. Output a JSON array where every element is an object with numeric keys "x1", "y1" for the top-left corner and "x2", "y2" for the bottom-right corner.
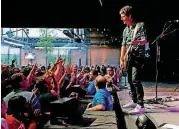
[
  {"x1": 44, "y1": 111, "x2": 117, "y2": 129},
  {"x1": 118, "y1": 81, "x2": 179, "y2": 129}
]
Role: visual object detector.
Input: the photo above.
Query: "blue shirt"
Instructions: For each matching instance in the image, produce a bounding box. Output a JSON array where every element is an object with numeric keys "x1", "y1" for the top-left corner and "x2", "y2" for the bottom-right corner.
[
  {"x1": 92, "y1": 88, "x2": 113, "y2": 111},
  {"x1": 86, "y1": 80, "x2": 96, "y2": 95}
]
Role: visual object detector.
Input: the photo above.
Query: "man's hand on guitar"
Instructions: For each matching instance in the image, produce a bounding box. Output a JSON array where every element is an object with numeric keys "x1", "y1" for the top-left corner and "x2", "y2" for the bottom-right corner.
[
  {"x1": 120, "y1": 60, "x2": 124, "y2": 69},
  {"x1": 132, "y1": 39, "x2": 147, "y2": 46},
  {"x1": 120, "y1": 60, "x2": 126, "y2": 71}
]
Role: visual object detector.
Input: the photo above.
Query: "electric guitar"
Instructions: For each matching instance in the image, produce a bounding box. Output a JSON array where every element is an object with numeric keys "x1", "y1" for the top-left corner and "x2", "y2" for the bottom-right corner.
[{"x1": 123, "y1": 31, "x2": 146, "y2": 72}]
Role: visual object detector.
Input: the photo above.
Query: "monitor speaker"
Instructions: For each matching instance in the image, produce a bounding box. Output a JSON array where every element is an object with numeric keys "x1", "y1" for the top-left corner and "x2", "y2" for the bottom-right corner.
[
  {"x1": 136, "y1": 114, "x2": 157, "y2": 129},
  {"x1": 50, "y1": 97, "x2": 86, "y2": 125}
]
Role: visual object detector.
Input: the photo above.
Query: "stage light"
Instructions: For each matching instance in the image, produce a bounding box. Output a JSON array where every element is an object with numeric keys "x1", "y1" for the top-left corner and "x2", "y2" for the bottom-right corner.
[
  {"x1": 136, "y1": 114, "x2": 157, "y2": 129},
  {"x1": 63, "y1": 30, "x2": 74, "y2": 38},
  {"x1": 6, "y1": 30, "x2": 14, "y2": 38},
  {"x1": 25, "y1": 29, "x2": 29, "y2": 34},
  {"x1": 74, "y1": 38, "x2": 81, "y2": 43}
]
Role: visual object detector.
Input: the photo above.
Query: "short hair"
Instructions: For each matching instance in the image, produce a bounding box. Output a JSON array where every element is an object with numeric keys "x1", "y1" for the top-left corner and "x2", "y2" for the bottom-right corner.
[
  {"x1": 120, "y1": 5, "x2": 133, "y2": 17},
  {"x1": 10, "y1": 73, "x2": 23, "y2": 89},
  {"x1": 21, "y1": 66, "x2": 32, "y2": 77},
  {"x1": 107, "y1": 67, "x2": 113, "y2": 71},
  {"x1": 35, "y1": 77, "x2": 48, "y2": 93},
  {"x1": 90, "y1": 70, "x2": 98, "y2": 76},
  {"x1": 95, "y1": 76, "x2": 106, "y2": 89},
  {"x1": 8, "y1": 95, "x2": 27, "y2": 115}
]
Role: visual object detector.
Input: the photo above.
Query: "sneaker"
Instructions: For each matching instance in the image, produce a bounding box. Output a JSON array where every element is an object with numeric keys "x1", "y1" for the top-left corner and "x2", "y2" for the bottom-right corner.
[
  {"x1": 122, "y1": 102, "x2": 137, "y2": 108},
  {"x1": 128, "y1": 104, "x2": 145, "y2": 115}
]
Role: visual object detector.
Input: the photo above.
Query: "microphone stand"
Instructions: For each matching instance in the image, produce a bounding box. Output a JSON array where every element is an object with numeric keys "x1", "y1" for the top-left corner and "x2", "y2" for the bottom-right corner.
[{"x1": 145, "y1": 22, "x2": 173, "y2": 104}]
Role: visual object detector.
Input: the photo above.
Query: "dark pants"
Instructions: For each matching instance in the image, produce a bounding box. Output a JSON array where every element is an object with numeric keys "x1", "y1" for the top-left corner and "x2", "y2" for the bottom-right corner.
[{"x1": 127, "y1": 56, "x2": 145, "y2": 107}]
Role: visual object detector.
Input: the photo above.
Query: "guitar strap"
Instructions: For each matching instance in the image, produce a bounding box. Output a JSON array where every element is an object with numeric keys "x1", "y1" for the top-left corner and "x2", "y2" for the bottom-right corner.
[
  {"x1": 132, "y1": 23, "x2": 139, "y2": 41},
  {"x1": 124, "y1": 23, "x2": 140, "y2": 70}
]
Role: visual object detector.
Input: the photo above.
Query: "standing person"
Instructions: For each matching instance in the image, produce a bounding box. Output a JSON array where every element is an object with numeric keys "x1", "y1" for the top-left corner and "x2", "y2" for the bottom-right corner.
[{"x1": 119, "y1": 5, "x2": 147, "y2": 114}]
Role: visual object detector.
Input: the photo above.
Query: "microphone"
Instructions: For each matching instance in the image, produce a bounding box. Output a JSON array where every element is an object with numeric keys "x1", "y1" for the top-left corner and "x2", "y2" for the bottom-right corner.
[{"x1": 168, "y1": 20, "x2": 179, "y2": 23}]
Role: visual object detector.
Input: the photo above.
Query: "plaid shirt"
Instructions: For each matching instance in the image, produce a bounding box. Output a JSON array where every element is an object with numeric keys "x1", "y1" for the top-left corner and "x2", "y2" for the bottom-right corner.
[{"x1": 121, "y1": 21, "x2": 147, "y2": 57}]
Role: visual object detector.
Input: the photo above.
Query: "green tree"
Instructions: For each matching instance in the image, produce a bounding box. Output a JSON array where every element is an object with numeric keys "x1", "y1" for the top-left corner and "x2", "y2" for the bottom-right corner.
[{"x1": 37, "y1": 29, "x2": 54, "y2": 67}]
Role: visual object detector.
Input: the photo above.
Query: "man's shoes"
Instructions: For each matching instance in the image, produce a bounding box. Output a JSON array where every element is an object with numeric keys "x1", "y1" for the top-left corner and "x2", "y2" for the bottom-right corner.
[
  {"x1": 128, "y1": 104, "x2": 145, "y2": 115},
  {"x1": 122, "y1": 102, "x2": 137, "y2": 108}
]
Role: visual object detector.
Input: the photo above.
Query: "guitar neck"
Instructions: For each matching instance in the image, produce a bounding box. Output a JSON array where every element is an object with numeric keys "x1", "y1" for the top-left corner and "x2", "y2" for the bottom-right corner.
[{"x1": 124, "y1": 44, "x2": 132, "y2": 59}]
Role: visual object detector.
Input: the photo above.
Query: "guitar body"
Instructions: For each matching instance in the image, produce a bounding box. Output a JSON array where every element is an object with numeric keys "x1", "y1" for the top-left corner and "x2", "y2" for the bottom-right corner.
[{"x1": 123, "y1": 45, "x2": 133, "y2": 72}]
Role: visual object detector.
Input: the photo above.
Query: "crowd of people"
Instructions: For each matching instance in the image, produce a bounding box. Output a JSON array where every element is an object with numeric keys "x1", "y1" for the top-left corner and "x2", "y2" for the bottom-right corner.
[
  {"x1": 1, "y1": 58, "x2": 123, "y2": 129},
  {"x1": 1, "y1": 4, "x2": 150, "y2": 128}
]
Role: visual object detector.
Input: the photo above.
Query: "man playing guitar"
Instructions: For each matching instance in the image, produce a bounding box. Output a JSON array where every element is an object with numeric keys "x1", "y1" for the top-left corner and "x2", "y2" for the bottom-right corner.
[{"x1": 119, "y1": 5, "x2": 148, "y2": 114}]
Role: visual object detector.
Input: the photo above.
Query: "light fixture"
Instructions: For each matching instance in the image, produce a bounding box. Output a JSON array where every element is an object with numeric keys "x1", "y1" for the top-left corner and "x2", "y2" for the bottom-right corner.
[
  {"x1": 6, "y1": 30, "x2": 14, "y2": 38},
  {"x1": 136, "y1": 114, "x2": 157, "y2": 129},
  {"x1": 63, "y1": 30, "x2": 74, "y2": 38}
]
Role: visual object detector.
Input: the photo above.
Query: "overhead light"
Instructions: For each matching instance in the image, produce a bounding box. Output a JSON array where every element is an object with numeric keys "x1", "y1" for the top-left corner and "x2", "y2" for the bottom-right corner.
[
  {"x1": 6, "y1": 30, "x2": 14, "y2": 38},
  {"x1": 99, "y1": 0, "x2": 103, "y2": 6},
  {"x1": 63, "y1": 30, "x2": 74, "y2": 38},
  {"x1": 25, "y1": 29, "x2": 29, "y2": 34}
]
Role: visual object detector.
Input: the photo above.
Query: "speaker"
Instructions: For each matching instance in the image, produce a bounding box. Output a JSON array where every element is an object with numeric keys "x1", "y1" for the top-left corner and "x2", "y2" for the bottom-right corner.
[
  {"x1": 68, "y1": 86, "x2": 86, "y2": 97},
  {"x1": 50, "y1": 97, "x2": 86, "y2": 125},
  {"x1": 136, "y1": 114, "x2": 157, "y2": 129}
]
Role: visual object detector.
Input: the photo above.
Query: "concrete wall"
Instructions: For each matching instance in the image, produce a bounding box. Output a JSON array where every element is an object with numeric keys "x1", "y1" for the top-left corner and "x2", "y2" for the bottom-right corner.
[
  {"x1": 20, "y1": 49, "x2": 46, "y2": 66},
  {"x1": 70, "y1": 49, "x2": 87, "y2": 66},
  {"x1": 2, "y1": 46, "x2": 120, "y2": 67},
  {"x1": 89, "y1": 46, "x2": 120, "y2": 66}
]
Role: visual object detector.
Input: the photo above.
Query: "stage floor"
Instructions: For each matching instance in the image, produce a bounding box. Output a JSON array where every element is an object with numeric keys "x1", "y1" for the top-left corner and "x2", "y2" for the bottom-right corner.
[{"x1": 117, "y1": 82, "x2": 179, "y2": 129}]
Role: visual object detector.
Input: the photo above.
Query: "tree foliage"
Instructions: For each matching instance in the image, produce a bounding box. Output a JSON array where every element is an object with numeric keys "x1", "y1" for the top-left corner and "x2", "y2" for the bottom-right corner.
[
  {"x1": 37, "y1": 29, "x2": 55, "y2": 66},
  {"x1": 37, "y1": 28, "x2": 54, "y2": 53}
]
